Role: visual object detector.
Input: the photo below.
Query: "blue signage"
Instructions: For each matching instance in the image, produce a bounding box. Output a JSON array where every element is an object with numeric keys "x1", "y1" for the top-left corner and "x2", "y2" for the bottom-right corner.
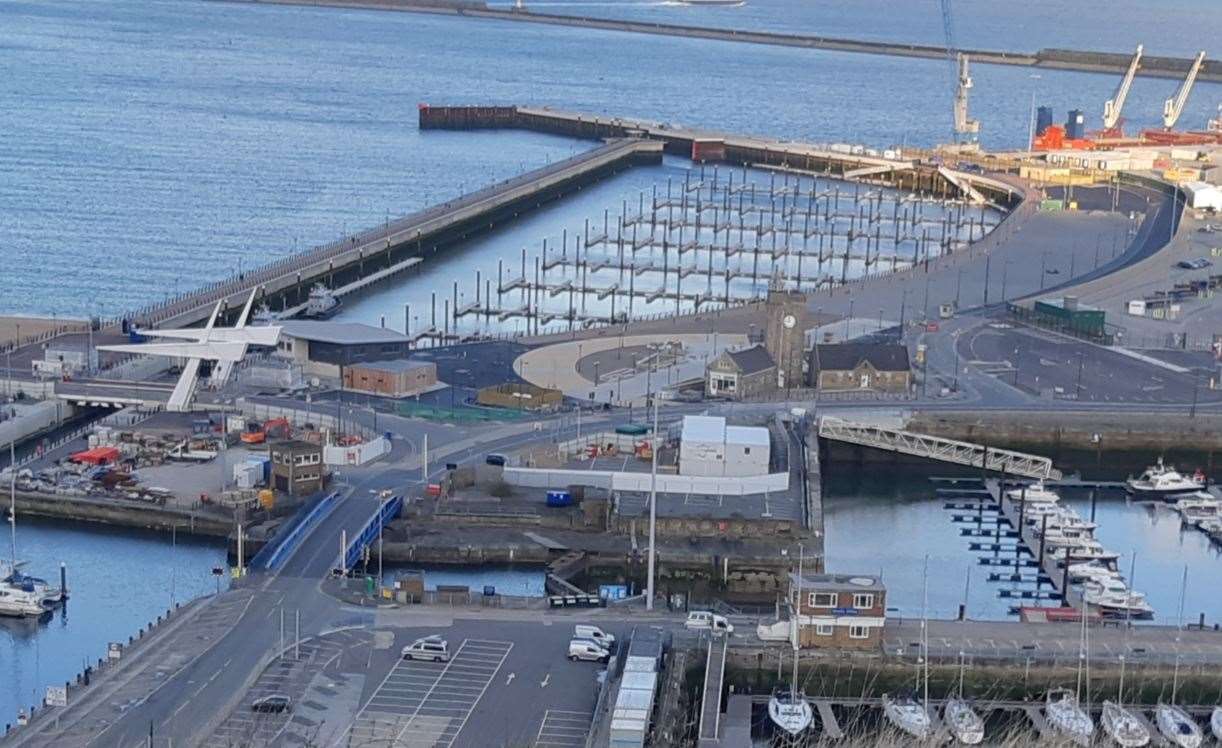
[{"x1": 831, "y1": 607, "x2": 859, "y2": 616}]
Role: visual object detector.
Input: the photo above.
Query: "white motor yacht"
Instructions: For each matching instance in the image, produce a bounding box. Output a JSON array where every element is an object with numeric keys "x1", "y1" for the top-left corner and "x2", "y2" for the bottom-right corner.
[
  {"x1": 0, "y1": 584, "x2": 48, "y2": 617},
  {"x1": 944, "y1": 696, "x2": 984, "y2": 744},
  {"x1": 1127, "y1": 459, "x2": 1205, "y2": 499},
  {"x1": 1067, "y1": 561, "x2": 1121, "y2": 584},
  {"x1": 1155, "y1": 703, "x2": 1203, "y2": 748},
  {"x1": 1084, "y1": 579, "x2": 1154, "y2": 619},
  {"x1": 2, "y1": 563, "x2": 64, "y2": 609},
  {"x1": 1173, "y1": 493, "x2": 1221, "y2": 524},
  {"x1": 767, "y1": 687, "x2": 813, "y2": 736},
  {"x1": 302, "y1": 284, "x2": 342, "y2": 319},
  {"x1": 1102, "y1": 701, "x2": 1151, "y2": 747},
  {"x1": 882, "y1": 692, "x2": 932, "y2": 739},
  {"x1": 1036, "y1": 526, "x2": 1097, "y2": 547},
  {"x1": 1049, "y1": 541, "x2": 1120, "y2": 564},
  {"x1": 1046, "y1": 688, "x2": 1094, "y2": 746},
  {"x1": 1006, "y1": 481, "x2": 1061, "y2": 503}
]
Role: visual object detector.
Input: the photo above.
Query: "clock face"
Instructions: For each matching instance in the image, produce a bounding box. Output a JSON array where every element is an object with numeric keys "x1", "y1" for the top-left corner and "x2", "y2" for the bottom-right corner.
[{"x1": 783, "y1": 314, "x2": 796, "y2": 329}]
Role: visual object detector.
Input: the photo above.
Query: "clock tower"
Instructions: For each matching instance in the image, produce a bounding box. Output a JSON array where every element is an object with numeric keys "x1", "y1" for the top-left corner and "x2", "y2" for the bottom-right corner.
[{"x1": 764, "y1": 287, "x2": 807, "y2": 389}]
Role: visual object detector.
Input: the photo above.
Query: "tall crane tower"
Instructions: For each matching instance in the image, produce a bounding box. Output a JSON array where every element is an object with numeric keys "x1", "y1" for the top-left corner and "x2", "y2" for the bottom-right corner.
[
  {"x1": 939, "y1": 0, "x2": 979, "y2": 143},
  {"x1": 1101, "y1": 45, "x2": 1142, "y2": 137},
  {"x1": 1162, "y1": 51, "x2": 1206, "y2": 130}
]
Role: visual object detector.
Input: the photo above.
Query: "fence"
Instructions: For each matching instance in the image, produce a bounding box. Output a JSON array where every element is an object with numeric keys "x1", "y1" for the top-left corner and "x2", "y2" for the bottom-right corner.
[{"x1": 239, "y1": 400, "x2": 378, "y2": 442}]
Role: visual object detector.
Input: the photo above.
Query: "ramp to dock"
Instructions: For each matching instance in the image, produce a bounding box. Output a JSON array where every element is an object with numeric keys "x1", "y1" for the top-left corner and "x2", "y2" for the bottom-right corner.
[
  {"x1": 697, "y1": 635, "x2": 729, "y2": 744},
  {"x1": 818, "y1": 416, "x2": 1061, "y2": 480}
]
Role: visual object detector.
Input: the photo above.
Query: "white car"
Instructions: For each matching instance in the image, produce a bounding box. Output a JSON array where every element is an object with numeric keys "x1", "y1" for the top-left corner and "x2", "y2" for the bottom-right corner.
[
  {"x1": 402, "y1": 636, "x2": 449, "y2": 662},
  {"x1": 574, "y1": 625, "x2": 615, "y2": 650},
  {"x1": 567, "y1": 639, "x2": 610, "y2": 663},
  {"x1": 685, "y1": 611, "x2": 734, "y2": 635}
]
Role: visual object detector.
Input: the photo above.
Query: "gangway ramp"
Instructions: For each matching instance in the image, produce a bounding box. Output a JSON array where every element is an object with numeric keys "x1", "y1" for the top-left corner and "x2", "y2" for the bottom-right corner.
[
  {"x1": 818, "y1": 416, "x2": 1061, "y2": 480},
  {"x1": 697, "y1": 634, "x2": 729, "y2": 744}
]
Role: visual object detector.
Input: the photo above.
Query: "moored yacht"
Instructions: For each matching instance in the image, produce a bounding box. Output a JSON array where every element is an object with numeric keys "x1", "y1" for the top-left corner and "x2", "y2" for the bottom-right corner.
[
  {"x1": 1006, "y1": 481, "x2": 1061, "y2": 503},
  {"x1": 882, "y1": 692, "x2": 931, "y2": 739},
  {"x1": 1156, "y1": 703, "x2": 1203, "y2": 748},
  {"x1": 1083, "y1": 578, "x2": 1154, "y2": 619},
  {"x1": 1049, "y1": 541, "x2": 1120, "y2": 564},
  {"x1": 944, "y1": 696, "x2": 984, "y2": 744},
  {"x1": 1127, "y1": 459, "x2": 1205, "y2": 499},
  {"x1": 1067, "y1": 561, "x2": 1120, "y2": 584},
  {"x1": 767, "y1": 686, "x2": 813, "y2": 736},
  {"x1": 302, "y1": 284, "x2": 342, "y2": 319},
  {"x1": 1046, "y1": 688, "x2": 1094, "y2": 746},
  {"x1": 0, "y1": 582, "x2": 48, "y2": 617},
  {"x1": 1102, "y1": 701, "x2": 1151, "y2": 747}
]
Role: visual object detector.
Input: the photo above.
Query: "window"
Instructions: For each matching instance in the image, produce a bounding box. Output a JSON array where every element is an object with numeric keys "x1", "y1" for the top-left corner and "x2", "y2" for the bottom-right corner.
[
  {"x1": 853, "y1": 593, "x2": 874, "y2": 610},
  {"x1": 743, "y1": 447, "x2": 750, "y2": 455},
  {"x1": 815, "y1": 624, "x2": 834, "y2": 636},
  {"x1": 849, "y1": 625, "x2": 870, "y2": 640},
  {"x1": 809, "y1": 592, "x2": 836, "y2": 608}
]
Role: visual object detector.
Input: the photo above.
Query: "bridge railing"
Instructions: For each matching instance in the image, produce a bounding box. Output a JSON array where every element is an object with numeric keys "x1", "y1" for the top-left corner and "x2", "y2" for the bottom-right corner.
[
  {"x1": 251, "y1": 491, "x2": 341, "y2": 572},
  {"x1": 342, "y1": 495, "x2": 403, "y2": 573}
]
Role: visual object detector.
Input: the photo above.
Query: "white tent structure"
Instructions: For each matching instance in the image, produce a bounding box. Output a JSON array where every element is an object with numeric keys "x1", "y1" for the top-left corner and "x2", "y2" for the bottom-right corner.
[{"x1": 99, "y1": 290, "x2": 280, "y2": 412}]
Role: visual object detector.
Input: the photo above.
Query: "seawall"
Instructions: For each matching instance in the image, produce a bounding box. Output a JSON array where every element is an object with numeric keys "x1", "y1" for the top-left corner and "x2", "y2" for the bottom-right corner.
[
  {"x1": 220, "y1": 0, "x2": 1222, "y2": 83},
  {"x1": 12, "y1": 491, "x2": 233, "y2": 537}
]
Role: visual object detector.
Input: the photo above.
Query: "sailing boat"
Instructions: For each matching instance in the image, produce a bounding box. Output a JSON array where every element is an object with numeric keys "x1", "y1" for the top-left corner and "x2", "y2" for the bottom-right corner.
[
  {"x1": 768, "y1": 545, "x2": 813, "y2": 738},
  {"x1": 1156, "y1": 567, "x2": 1203, "y2": 748},
  {"x1": 883, "y1": 556, "x2": 932, "y2": 740},
  {"x1": 1101, "y1": 554, "x2": 1150, "y2": 747},
  {"x1": 2, "y1": 442, "x2": 62, "y2": 617},
  {"x1": 944, "y1": 566, "x2": 984, "y2": 745},
  {"x1": 1046, "y1": 592, "x2": 1094, "y2": 746}
]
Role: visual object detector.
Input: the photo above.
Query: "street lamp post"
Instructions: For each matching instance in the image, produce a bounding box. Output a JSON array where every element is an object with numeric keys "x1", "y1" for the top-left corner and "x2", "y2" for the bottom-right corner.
[{"x1": 645, "y1": 397, "x2": 659, "y2": 610}]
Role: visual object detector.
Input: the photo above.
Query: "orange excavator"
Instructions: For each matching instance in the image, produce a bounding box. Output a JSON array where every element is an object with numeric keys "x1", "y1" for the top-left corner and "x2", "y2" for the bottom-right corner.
[{"x1": 239, "y1": 417, "x2": 292, "y2": 445}]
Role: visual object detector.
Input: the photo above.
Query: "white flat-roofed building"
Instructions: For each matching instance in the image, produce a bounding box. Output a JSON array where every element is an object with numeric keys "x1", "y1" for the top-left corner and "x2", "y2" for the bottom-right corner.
[{"x1": 679, "y1": 415, "x2": 770, "y2": 478}]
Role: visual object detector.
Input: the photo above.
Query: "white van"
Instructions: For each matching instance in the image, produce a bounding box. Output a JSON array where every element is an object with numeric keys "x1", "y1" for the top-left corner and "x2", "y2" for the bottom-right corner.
[
  {"x1": 574, "y1": 625, "x2": 616, "y2": 650},
  {"x1": 684, "y1": 611, "x2": 734, "y2": 635},
  {"x1": 401, "y1": 635, "x2": 450, "y2": 662},
  {"x1": 567, "y1": 638, "x2": 610, "y2": 663}
]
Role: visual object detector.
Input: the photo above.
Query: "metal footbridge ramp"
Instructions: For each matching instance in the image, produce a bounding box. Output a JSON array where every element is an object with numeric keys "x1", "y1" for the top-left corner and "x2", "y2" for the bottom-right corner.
[
  {"x1": 818, "y1": 416, "x2": 1061, "y2": 480},
  {"x1": 697, "y1": 634, "x2": 729, "y2": 745}
]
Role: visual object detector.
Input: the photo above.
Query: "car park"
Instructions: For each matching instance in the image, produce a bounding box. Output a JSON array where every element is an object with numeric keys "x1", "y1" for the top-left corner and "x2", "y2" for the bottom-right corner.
[
  {"x1": 574, "y1": 624, "x2": 616, "y2": 650},
  {"x1": 250, "y1": 694, "x2": 291, "y2": 713},
  {"x1": 402, "y1": 635, "x2": 450, "y2": 662},
  {"x1": 684, "y1": 611, "x2": 734, "y2": 635},
  {"x1": 568, "y1": 638, "x2": 610, "y2": 662}
]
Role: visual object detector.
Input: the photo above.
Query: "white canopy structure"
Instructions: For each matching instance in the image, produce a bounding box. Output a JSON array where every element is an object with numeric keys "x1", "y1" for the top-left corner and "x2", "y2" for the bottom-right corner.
[{"x1": 99, "y1": 290, "x2": 280, "y2": 411}]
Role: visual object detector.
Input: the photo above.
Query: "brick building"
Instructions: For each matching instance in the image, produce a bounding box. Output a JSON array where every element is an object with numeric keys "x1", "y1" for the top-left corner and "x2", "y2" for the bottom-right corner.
[
  {"x1": 808, "y1": 343, "x2": 911, "y2": 393},
  {"x1": 791, "y1": 573, "x2": 886, "y2": 650},
  {"x1": 342, "y1": 359, "x2": 437, "y2": 398},
  {"x1": 269, "y1": 440, "x2": 326, "y2": 497}
]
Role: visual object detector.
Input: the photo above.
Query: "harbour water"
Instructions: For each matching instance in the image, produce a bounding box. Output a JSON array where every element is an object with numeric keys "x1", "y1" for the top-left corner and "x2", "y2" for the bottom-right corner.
[
  {"x1": 3, "y1": 0, "x2": 1219, "y2": 318},
  {"x1": 0, "y1": 519, "x2": 227, "y2": 725},
  {"x1": 822, "y1": 466, "x2": 1222, "y2": 625}
]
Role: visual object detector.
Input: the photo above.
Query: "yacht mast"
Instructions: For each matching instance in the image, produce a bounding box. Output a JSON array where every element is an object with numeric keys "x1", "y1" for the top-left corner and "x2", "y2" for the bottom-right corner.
[
  {"x1": 8, "y1": 440, "x2": 16, "y2": 568},
  {"x1": 792, "y1": 544, "x2": 803, "y2": 701},
  {"x1": 921, "y1": 555, "x2": 930, "y2": 714}
]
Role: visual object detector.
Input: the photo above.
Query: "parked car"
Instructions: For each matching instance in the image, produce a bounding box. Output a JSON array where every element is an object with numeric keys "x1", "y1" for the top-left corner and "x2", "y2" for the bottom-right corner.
[
  {"x1": 684, "y1": 611, "x2": 734, "y2": 635},
  {"x1": 251, "y1": 694, "x2": 291, "y2": 713},
  {"x1": 485, "y1": 453, "x2": 507, "y2": 467},
  {"x1": 402, "y1": 635, "x2": 450, "y2": 662},
  {"x1": 574, "y1": 625, "x2": 616, "y2": 650},
  {"x1": 568, "y1": 639, "x2": 610, "y2": 663},
  {"x1": 1177, "y1": 257, "x2": 1213, "y2": 270}
]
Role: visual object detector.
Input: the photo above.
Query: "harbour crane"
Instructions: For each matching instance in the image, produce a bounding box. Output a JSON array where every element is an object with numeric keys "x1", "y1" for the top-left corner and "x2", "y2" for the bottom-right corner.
[
  {"x1": 938, "y1": 0, "x2": 979, "y2": 143},
  {"x1": 1101, "y1": 44, "x2": 1142, "y2": 136},
  {"x1": 1162, "y1": 51, "x2": 1206, "y2": 130}
]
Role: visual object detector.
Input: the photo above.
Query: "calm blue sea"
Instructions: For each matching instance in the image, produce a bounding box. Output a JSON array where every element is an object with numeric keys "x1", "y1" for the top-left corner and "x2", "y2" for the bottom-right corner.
[{"x1": 1, "y1": 0, "x2": 1219, "y2": 318}]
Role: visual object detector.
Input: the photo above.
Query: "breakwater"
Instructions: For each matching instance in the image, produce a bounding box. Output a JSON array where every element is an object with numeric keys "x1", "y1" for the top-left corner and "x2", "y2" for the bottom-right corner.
[{"x1": 223, "y1": 0, "x2": 1222, "y2": 83}]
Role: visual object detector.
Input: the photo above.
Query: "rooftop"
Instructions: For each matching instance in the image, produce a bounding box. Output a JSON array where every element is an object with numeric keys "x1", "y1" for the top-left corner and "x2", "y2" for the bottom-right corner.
[
  {"x1": 351, "y1": 358, "x2": 434, "y2": 373},
  {"x1": 790, "y1": 572, "x2": 885, "y2": 593},
  {"x1": 814, "y1": 343, "x2": 910, "y2": 372},
  {"x1": 723, "y1": 345, "x2": 776, "y2": 375},
  {"x1": 278, "y1": 321, "x2": 410, "y2": 346}
]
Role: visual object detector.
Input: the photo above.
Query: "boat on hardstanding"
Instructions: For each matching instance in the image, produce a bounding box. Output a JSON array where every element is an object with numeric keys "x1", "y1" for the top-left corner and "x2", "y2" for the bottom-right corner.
[
  {"x1": 1046, "y1": 688, "x2": 1094, "y2": 746},
  {"x1": 1156, "y1": 704, "x2": 1202, "y2": 748},
  {"x1": 301, "y1": 283, "x2": 342, "y2": 319},
  {"x1": 943, "y1": 697, "x2": 984, "y2": 745},
  {"x1": 1102, "y1": 701, "x2": 1151, "y2": 747},
  {"x1": 1126, "y1": 459, "x2": 1205, "y2": 499},
  {"x1": 882, "y1": 692, "x2": 931, "y2": 739}
]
